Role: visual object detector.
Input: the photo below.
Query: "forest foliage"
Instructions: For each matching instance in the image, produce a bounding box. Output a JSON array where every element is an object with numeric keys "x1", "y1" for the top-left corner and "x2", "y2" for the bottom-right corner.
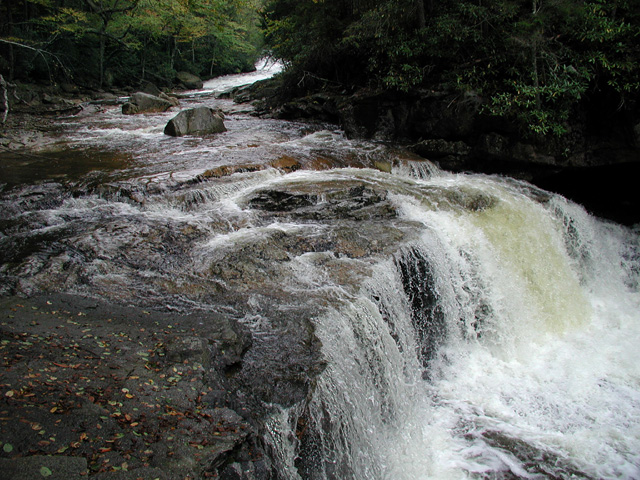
[
  {"x1": 264, "y1": 0, "x2": 640, "y2": 136},
  {"x1": 0, "y1": 0, "x2": 266, "y2": 88}
]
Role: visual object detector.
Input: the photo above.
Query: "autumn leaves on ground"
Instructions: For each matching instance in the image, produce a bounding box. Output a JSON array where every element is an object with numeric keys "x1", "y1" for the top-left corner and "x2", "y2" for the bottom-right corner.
[{"x1": 0, "y1": 294, "x2": 264, "y2": 479}]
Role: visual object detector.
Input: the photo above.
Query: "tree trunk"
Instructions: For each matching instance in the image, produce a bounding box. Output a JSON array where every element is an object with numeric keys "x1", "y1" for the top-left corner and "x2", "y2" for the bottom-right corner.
[
  {"x1": 99, "y1": 32, "x2": 106, "y2": 88},
  {"x1": 416, "y1": 0, "x2": 426, "y2": 29},
  {"x1": 170, "y1": 36, "x2": 178, "y2": 71},
  {"x1": 1, "y1": 74, "x2": 9, "y2": 124},
  {"x1": 141, "y1": 38, "x2": 147, "y2": 80},
  {"x1": 531, "y1": 0, "x2": 541, "y2": 109},
  {"x1": 7, "y1": 0, "x2": 15, "y2": 80},
  {"x1": 425, "y1": 0, "x2": 434, "y2": 15}
]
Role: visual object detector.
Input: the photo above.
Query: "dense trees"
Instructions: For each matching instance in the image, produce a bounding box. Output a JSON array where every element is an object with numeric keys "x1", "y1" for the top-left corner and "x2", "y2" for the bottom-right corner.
[
  {"x1": 0, "y1": 0, "x2": 266, "y2": 88},
  {"x1": 265, "y1": 0, "x2": 640, "y2": 136},
  {"x1": 2, "y1": 0, "x2": 638, "y2": 136}
]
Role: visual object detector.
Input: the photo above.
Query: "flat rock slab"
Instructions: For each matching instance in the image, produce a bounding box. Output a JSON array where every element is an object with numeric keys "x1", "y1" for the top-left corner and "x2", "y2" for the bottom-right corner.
[
  {"x1": 164, "y1": 107, "x2": 226, "y2": 137},
  {"x1": 0, "y1": 455, "x2": 87, "y2": 480},
  {"x1": 0, "y1": 294, "x2": 258, "y2": 479}
]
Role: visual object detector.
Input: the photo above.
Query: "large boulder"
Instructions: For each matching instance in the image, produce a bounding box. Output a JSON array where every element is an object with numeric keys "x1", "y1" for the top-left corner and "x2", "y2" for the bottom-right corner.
[
  {"x1": 164, "y1": 106, "x2": 226, "y2": 137},
  {"x1": 122, "y1": 92, "x2": 173, "y2": 114},
  {"x1": 175, "y1": 71, "x2": 203, "y2": 90}
]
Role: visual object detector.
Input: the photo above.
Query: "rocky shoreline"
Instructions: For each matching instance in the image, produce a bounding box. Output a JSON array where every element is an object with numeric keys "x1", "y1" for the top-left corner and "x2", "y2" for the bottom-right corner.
[
  {"x1": 0, "y1": 293, "x2": 271, "y2": 480},
  {"x1": 0, "y1": 81, "x2": 123, "y2": 152},
  {"x1": 3, "y1": 75, "x2": 639, "y2": 224},
  {"x1": 232, "y1": 77, "x2": 640, "y2": 225}
]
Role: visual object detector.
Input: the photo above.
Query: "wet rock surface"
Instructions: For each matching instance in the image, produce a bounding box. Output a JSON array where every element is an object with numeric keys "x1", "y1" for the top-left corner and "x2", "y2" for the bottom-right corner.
[
  {"x1": 122, "y1": 92, "x2": 174, "y2": 115},
  {"x1": 0, "y1": 294, "x2": 269, "y2": 479},
  {"x1": 1, "y1": 79, "x2": 433, "y2": 480},
  {"x1": 1, "y1": 158, "x2": 429, "y2": 479},
  {"x1": 164, "y1": 107, "x2": 226, "y2": 137},
  {"x1": 236, "y1": 78, "x2": 640, "y2": 224},
  {"x1": 247, "y1": 183, "x2": 396, "y2": 221}
]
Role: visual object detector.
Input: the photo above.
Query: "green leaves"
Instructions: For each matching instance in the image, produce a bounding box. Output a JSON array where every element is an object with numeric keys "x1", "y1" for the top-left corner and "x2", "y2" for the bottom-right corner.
[
  {"x1": 3, "y1": 0, "x2": 264, "y2": 86},
  {"x1": 265, "y1": 0, "x2": 640, "y2": 137},
  {"x1": 39, "y1": 466, "x2": 52, "y2": 477}
]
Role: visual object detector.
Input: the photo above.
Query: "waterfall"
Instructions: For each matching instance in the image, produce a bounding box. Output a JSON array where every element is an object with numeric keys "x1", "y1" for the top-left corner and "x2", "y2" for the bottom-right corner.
[
  {"x1": 267, "y1": 170, "x2": 640, "y2": 480},
  {"x1": 2, "y1": 60, "x2": 638, "y2": 478}
]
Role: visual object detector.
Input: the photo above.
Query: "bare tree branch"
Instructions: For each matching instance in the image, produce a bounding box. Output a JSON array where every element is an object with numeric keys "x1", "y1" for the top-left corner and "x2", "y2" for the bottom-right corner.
[{"x1": 0, "y1": 38, "x2": 66, "y2": 83}]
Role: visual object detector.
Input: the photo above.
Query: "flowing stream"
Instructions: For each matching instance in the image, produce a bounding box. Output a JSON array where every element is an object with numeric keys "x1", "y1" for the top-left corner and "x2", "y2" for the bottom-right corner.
[{"x1": 1, "y1": 63, "x2": 640, "y2": 479}]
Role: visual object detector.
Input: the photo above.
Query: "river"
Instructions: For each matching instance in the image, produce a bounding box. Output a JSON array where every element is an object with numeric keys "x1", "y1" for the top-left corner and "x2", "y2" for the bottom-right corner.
[{"x1": 1, "y1": 63, "x2": 640, "y2": 479}]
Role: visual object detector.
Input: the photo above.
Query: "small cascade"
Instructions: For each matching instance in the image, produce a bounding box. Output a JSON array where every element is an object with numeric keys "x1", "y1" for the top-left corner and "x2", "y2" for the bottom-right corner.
[{"x1": 392, "y1": 159, "x2": 441, "y2": 180}]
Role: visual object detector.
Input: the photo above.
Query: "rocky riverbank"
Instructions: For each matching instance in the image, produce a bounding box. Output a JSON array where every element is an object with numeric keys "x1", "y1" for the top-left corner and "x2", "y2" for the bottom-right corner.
[
  {"x1": 0, "y1": 81, "x2": 120, "y2": 152},
  {"x1": 0, "y1": 75, "x2": 206, "y2": 151},
  {"x1": 0, "y1": 294, "x2": 270, "y2": 480},
  {"x1": 231, "y1": 77, "x2": 640, "y2": 225}
]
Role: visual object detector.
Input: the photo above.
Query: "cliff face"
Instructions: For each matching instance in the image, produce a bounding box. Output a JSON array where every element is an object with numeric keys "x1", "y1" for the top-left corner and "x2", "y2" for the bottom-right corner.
[{"x1": 236, "y1": 78, "x2": 640, "y2": 225}]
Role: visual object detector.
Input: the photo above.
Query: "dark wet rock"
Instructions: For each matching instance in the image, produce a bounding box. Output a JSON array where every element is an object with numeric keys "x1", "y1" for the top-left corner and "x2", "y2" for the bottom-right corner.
[
  {"x1": 224, "y1": 77, "x2": 280, "y2": 104},
  {"x1": 140, "y1": 81, "x2": 162, "y2": 97},
  {"x1": 92, "y1": 467, "x2": 170, "y2": 480},
  {"x1": 247, "y1": 183, "x2": 396, "y2": 220},
  {"x1": 163, "y1": 322, "x2": 251, "y2": 372},
  {"x1": 42, "y1": 93, "x2": 74, "y2": 106},
  {"x1": 122, "y1": 92, "x2": 173, "y2": 114},
  {"x1": 164, "y1": 107, "x2": 226, "y2": 137},
  {"x1": 273, "y1": 93, "x2": 341, "y2": 124},
  {"x1": 413, "y1": 138, "x2": 472, "y2": 159},
  {"x1": 0, "y1": 294, "x2": 272, "y2": 480},
  {"x1": 476, "y1": 133, "x2": 557, "y2": 165},
  {"x1": 159, "y1": 92, "x2": 180, "y2": 107},
  {"x1": 396, "y1": 246, "x2": 446, "y2": 371},
  {"x1": 479, "y1": 430, "x2": 594, "y2": 480},
  {"x1": 249, "y1": 190, "x2": 317, "y2": 212},
  {"x1": 175, "y1": 71, "x2": 204, "y2": 90},
  {"x1": 0, "y1": 455, "x2": 88, "y2": 480},
  {"x1": 60, "y1": 83, "x2": 80, "y2": 94},
  {"x1": 164, "y1": 336, "x2": 212, "y2": 367}
]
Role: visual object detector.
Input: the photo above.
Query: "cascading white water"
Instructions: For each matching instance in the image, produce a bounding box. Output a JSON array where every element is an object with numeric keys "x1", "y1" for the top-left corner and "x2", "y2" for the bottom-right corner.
[
  {"x1": 3, "y1": 60, "x2": 639, "y2": 479},
  {"x1": 266, "y1": 167, "x2": 640, "y2": 479}
]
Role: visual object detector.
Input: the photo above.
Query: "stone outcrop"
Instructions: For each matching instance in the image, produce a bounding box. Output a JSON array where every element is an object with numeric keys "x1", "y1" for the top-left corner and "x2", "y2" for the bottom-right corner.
[
  {"x1": 164, "y1": 107, "x2": 226, "y2": 137},
  {"x1": 233, "y1": 78, "x2": 640, "y2": 224},
  {"x1": 175, "y1": 71, "x2": 204, "y2": 90},
  {"x1": 0, "y1": 294, "x2": 269, "y2": 480},
  {"x1": 122, "y1": 92, "x2": 174, "y2": 114},
  {"x1": 159, "y1": 92, "x2": 180, "y2": 106}
]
